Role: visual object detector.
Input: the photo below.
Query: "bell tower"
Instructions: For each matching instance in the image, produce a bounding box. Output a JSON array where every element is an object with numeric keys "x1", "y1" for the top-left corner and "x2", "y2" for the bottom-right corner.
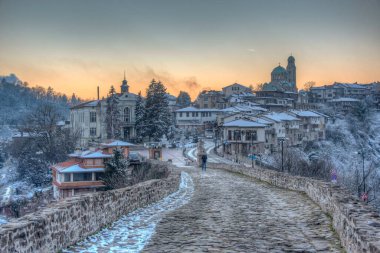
[
  {"x1": 286, "y1": 55, "x2": 296, "y2": 91},
  {"x1": 121, "y1": 70, "x2": 129, "y2": 93}
]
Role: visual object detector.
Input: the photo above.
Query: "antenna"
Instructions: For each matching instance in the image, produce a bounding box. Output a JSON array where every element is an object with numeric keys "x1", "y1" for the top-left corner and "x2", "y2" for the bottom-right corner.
[{"x1": 97, "y1": 86, "x2": 100, "y2": 100}]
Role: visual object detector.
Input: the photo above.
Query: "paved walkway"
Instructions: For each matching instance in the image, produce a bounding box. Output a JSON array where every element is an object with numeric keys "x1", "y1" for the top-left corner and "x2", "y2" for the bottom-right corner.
[{"x1": 143, "y1": 167, "x2": 343, "y2": 252}]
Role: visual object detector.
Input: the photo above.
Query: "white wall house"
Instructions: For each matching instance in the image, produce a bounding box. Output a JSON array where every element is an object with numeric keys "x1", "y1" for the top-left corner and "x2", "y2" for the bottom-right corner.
[
  {"x1": 175, "y1": 107, "x2": 220, "y2": 134},
  {"x1": 70, "y1": 77, "x2": 139, "y2": 147}
]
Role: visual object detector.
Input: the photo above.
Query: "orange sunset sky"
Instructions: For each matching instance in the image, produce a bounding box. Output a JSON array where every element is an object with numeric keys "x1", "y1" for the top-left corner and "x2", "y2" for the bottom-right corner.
[{"x1": 0, "y1": 0, "x2": 379, "y2": 100}]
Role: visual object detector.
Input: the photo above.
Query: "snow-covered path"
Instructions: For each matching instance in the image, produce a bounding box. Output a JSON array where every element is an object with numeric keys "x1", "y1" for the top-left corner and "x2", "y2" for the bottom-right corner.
[{"x1": 64, "y1": 172, "x2": 194, "y2": 253}]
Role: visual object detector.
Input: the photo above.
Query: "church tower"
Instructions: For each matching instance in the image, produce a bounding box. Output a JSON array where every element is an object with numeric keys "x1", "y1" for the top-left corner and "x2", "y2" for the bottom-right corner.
[
  {"x1": 120, "y1": 71, "x2": 129, "y2": 93},
  {"x1": 286, "y1": 55, "x2": 297, "y2": 91}
]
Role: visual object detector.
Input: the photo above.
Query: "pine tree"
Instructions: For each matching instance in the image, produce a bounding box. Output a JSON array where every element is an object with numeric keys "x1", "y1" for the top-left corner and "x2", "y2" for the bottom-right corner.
[
  {"x1": 176, "y1": 91, "x2": 191, "y2": 108},
  {"x1": 143, "y1": 79, "x2": 172, "y2": 141},
  {"x1": 102, "y1": 148, "x2": 130, "y2": 189},
  {"x1": 135, "y1": 91, "x2": 145, "y2": 142},
  {"x1": 105, "y1": 86, "x2": 122, "y2": 139}
]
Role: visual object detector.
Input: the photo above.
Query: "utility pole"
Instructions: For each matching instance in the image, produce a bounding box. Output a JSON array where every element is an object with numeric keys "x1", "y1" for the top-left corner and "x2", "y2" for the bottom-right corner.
[{"x1": 281, "y1": 139, "x2": 284, "y2": 172}]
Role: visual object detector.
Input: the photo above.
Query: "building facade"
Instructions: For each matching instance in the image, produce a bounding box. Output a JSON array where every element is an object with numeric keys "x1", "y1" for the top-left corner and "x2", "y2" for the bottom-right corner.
[
  {"x1": 70, "y1": 77, "x2": 139, "y2": 147},
  {"x1": 52, "y1": 140, "x2": 133, "y2": 199}
]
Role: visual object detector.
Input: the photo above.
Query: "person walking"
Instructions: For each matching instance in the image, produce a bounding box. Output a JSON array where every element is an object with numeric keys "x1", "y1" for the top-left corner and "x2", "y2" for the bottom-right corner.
[{"x1": 201, "y1": 154, "x2": 207, "y2": 171}]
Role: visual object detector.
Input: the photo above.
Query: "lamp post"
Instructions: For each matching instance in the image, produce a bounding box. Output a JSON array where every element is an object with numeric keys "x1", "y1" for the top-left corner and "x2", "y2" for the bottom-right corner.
[{"x1": 278, "y1": 137, "x2": 287, "y2": 172}]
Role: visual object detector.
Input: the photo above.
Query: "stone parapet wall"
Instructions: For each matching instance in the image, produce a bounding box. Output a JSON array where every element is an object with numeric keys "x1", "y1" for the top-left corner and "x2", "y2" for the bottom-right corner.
[
  {"x1": 0, "y1": 165, "x2": 181, "y2": 253},
  {"x1": 208, "y1": 162, "x2": 380, "y2": 253}
]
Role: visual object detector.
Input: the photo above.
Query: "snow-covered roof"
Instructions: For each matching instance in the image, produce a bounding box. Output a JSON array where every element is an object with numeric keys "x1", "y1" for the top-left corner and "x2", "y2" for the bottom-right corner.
[
  {"x1": 263, "y1": 112, "x2": 300, "y2": 122},
  {"x1": 223, "y1": 119, "x2": 267, "y2": 128},
  {"x1": 176, "y1": 107, "x2": 220, "y2": 112},
  {"x1": 71, "y1": 100, "x2": 100, "y2": 109},
  {"x1": 80, "y1": 151, "x2": 112, "y2": 158},
  {"x1": 289, "y1": 110, "x2": 321, "y2": 117},
  {"x1": 101, "y1": 140, "x2": 135, "y2": 147},
  {"x1": 221, "y1": 105, "x2": 267, "y2": 113},
  {"x1": 329, "y1": 97, "x2": 361, "y2": 102},
  {"x1": 61, "y1": 164, "x2": 105, "y2": 173}
]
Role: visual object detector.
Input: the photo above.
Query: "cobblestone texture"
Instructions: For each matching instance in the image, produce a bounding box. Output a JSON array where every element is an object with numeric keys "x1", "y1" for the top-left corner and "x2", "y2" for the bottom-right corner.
[{"x1": 143, "y1": 168, "x2": 343, "y2": 253}]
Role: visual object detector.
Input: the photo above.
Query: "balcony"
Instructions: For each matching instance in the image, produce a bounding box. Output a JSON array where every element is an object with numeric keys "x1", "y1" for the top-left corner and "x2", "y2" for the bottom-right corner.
[{"x1": 53, "y1": 180, "x2": 104, "y2": 189}]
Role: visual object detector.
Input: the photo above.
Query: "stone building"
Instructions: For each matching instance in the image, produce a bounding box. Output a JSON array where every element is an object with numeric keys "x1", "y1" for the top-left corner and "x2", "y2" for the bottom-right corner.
[
  {"x1": 222, "y1": 83, "x2": 252, "y2": 98},
  {"x1": 194, "y1": 90, "x2": 226, "y2": 109}
]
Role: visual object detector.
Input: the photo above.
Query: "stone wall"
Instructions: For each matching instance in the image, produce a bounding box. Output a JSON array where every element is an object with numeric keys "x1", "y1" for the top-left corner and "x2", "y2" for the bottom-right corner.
[
  {"x1": 208, "y1": 162, "x2": 380, "y2": 253},
  {"x1": 0, "y1": 166, "x2": 181, "y2": 253}
]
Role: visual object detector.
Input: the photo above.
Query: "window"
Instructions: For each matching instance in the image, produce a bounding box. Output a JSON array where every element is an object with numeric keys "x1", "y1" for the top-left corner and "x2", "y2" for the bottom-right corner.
[
  {"x1": 63, "y1": 173, "x2": 71, "y2": 182},
  {"x1": 246, "y1": 130, "x2": 257, "y2": 141},
  {"x1": 228, "y1": 130, "x2": 232, "y2": 140},
  {"x1": 233, "y1": 130, "x2": 241, "y2": 141},
  {"x1": 179, "y1": 112, "x2": 182, "y2": 117},
  {"x1": 90, "y1": 112, "x2": 97, "y2": 122},
  {"x1": 73, "y1": 173, "x2": 92, "y2": 181},
  {"x1": 186, "y1": 112, "x2": 189, "y2": 117},
  {"x1": 95, "y1": 172, "x2": 104, "y2": 181},
  {"x1": 124, "y1": 107, "x2": 130, "y2": 122},
  {"x1": 90, "y1": 128, "x2": 97, "y2": 136}
]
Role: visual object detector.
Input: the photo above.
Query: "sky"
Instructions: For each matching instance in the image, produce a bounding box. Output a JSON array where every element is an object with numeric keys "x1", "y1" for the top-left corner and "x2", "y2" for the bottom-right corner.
[{"x1": 0, "y1": 0, "x2": 379, "y2": 100}]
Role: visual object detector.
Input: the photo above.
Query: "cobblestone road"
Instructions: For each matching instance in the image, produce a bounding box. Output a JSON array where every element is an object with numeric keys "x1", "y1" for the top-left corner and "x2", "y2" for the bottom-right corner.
[{"x1": 143, "y1": 167, "x2": 343, "y2": 253}]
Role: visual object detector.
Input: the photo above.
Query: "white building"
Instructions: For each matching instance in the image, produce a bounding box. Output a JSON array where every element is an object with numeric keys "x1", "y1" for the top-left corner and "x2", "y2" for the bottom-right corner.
[
  {"x1": 70, "y1": 76, "x2": 139, "y2": 147},
  {"x1": 175, "y1": 107, "x2": 221, "y2": 134},
  {"x1": 222, "y1": 119, "x2": 267, "y2": 155}
]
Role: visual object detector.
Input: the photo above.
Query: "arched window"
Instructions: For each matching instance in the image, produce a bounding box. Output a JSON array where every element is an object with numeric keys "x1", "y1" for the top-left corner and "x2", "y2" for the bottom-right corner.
[{"x1": 124, "y1": 107, "x2": 130, "y2": 122}]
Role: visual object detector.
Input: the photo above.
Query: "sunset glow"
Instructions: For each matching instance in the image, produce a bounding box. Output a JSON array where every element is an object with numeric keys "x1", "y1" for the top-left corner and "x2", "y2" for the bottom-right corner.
[{"x1": 0, "y1": 0, "x2": 379, "y2": 99}]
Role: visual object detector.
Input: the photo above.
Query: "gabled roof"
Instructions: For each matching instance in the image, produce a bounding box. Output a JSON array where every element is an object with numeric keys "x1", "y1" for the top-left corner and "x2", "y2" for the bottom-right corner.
[
  {"x1": 61, "y1": 164, "x2": 105, "y2": 173},
  {"x1": 223, "y1": 119, "x2": 267, "y2": 128},
  {"x1": 175, "y1": 107, "x2": 220, "y2": 112},
  {"x1": 289, "y1": 110, "x2": 321, "y2": 117},
  {"x1": 222, "y1": 83, "x2": 250, "y2": 90},
  {"x1": 70, "y1": 100, "x2": 100, "y2": 109},
  {"x1": 262, "y1": 112, "x2": 300, "y2": 122},
  {"x1": 80, "y1": 151, "x2": 113, "y2": 158},
  {"x1": 101, "y1": 140, "x2": 135, "y2": 147}
]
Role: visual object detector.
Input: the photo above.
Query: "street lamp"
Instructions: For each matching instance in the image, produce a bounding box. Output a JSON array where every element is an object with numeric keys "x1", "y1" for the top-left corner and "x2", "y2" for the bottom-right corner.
[{"x1": 278, "y1": 137, "x2": 288, "y2": 172}]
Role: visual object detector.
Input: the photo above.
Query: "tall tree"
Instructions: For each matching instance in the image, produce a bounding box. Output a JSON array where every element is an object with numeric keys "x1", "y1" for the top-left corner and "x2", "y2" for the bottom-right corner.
[
  {"x1": 102, "y1": 148, "x2": 130, "y2": 189},
  {"x1": 143, "y1": 80, "x2": 171, "y2": 141},
  {"x1": 176, "y1": 91, "x2": 191, "y2": 108},
  {"x1": 105, "y1": 86, "x2": 122, "y2": 139},
  {"x1": 134, "y1": 91, "x2": 145, "y2": 142}
]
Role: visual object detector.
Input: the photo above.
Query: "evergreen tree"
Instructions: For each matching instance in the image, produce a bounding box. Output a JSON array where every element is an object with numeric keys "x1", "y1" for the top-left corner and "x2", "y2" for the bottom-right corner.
[
  {"x1": 176, "y1": 91, "x2": 191, "y2": 108},
  {"x1": 135, "y1": 91, "x2": 145, "y2": 142},
  {"x1": 105, "y1": 86, "x2": 122, "y2": 139},
  {"x1": 143, "y1": 80, "x2": 171, "y2": 141},
  {"x1": 102, "y1": 148, "x2": 130, "y2": 189}
]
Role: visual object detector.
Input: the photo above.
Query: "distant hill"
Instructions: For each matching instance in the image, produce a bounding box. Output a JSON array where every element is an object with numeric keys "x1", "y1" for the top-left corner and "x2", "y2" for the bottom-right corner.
[{"x1": 0, "y1": 74, "x2": 82, "y2": 125}]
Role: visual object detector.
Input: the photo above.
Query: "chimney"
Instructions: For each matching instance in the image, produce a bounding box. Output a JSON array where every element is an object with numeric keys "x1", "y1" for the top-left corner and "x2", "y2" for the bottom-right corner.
[{"x1": 97, "y1": 86, "x2": 100, "y2": 100}]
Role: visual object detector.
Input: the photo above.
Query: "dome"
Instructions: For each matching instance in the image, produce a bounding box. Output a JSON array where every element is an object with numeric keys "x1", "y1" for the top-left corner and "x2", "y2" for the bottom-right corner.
[
  {"x1": 271, "y1": 65, "x2": 287, "y2": 75},
  {"x1": 288, "y1": 55, "x2": 295, "y2": 62}
]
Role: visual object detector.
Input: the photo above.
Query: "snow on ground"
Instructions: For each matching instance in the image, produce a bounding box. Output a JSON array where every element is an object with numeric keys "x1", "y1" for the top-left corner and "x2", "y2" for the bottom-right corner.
[{"x1": 64, "y1": 171, "x2": 194, "y2": 253}]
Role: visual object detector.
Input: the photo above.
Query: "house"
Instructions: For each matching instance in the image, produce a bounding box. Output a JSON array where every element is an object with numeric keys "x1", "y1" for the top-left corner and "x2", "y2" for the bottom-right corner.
[
  {"x1": 52, "y1": 140, "x2": 133, "y2": 199},
  {"x1": 309, "y1": 83, "x2": 371, "y2": 104},
  {"x1": 261, "y1": 112, "x2": 301, "y2": 147},
  {"x1": 222, "y1": 83, "x2": 252, "y2": 98},
  {"x1": 175, "y1": 107, "x2": 221, "y2": 135},
  {"x1": 222, "y1": 119, "x2": 267, "y2": 156},
  {"x1": 288, "y1": 110, "x2": 326, "y2": 141},
  {"x1": 194, "y1": 90, "x2": 226, "y2": 109}
]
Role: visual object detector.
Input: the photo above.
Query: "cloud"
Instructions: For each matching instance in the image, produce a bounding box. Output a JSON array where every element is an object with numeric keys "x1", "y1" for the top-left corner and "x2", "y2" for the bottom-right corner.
[
  {"x1": 248, "y1": 48, "x2": 256, "y2": 53},
  {"x1": 184, "y1": 77, "x2": 200, "y2": 90}
]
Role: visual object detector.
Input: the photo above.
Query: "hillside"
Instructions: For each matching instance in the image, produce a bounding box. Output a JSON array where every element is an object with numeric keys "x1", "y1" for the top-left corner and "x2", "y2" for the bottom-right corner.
[{"x1": 0, "y1": 74, "x2": 81, "y2": 125}]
